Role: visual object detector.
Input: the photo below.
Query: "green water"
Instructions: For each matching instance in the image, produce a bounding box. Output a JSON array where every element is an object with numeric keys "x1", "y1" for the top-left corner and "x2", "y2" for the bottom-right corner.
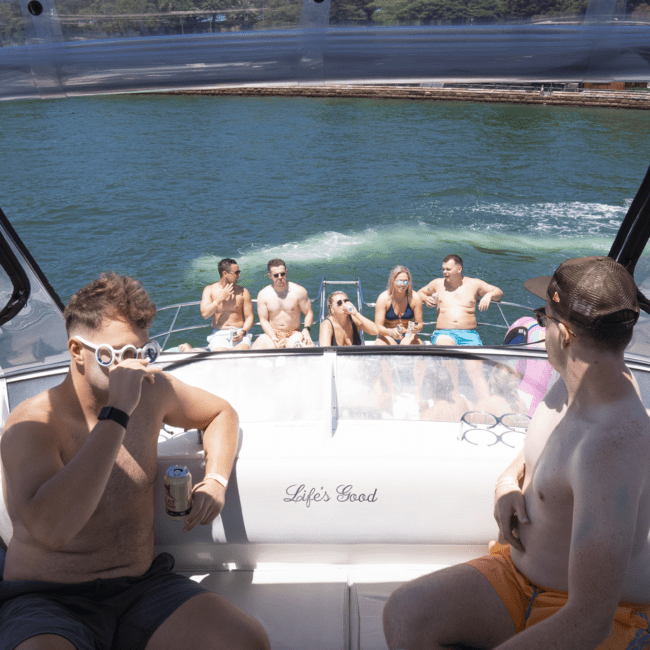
[{"x1": 1, "y1": 94, "x2": 649, "y2": 345}]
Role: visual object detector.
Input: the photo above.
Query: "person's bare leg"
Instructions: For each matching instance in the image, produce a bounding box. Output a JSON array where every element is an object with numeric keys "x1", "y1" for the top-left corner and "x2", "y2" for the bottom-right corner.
[
  {"x1": 464, "y1": 359, "x2": 491, "y2": 402},
  {"x1": 232, "y1": 341, "x2": 251, "y2": 351},
  {"x1": 16, "y1": 636, "x2": 76, "y2": 649},
  {"x1": 251, "y1": 334, "x2": 276, "y2": 350},
  {"x1": 383, "y1": 564, "x2": 516, "y2": 650},
  {"x1": 146, "y1": 592, "x2": 269, "y2": 650}
]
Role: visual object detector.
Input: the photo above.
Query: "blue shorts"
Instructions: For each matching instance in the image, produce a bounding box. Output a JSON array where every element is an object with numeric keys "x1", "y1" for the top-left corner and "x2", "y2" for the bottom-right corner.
[
  {"x1": 431, "y1": 329, "x2": 483, "y2": 346},
  {"x1": 0, "y1": 552, "x2": 207, "y2": 650}
]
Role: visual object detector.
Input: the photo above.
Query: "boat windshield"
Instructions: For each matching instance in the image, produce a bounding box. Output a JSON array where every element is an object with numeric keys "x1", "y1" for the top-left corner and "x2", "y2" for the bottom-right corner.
[
  {"x1": 0, "y1": 218, "x2": 69, "y2": 375},
  {"x1": 623, "y1": 251, "x2": 650, "y2": 360}
]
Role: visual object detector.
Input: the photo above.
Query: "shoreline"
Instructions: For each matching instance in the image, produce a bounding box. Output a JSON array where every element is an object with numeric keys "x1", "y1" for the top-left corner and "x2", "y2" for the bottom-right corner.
[{"x1": 165, "y1": 84, "x2": 650, "y2": 110}]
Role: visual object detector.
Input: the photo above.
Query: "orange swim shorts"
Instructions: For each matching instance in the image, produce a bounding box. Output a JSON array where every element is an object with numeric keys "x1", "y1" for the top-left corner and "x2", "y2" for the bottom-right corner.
[{"x1": 466, "y1": 542, "x2": 650, "y2": 650}]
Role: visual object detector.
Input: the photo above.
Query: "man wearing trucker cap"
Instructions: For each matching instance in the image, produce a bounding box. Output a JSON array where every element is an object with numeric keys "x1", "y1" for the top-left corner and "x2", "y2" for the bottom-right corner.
[{"x1": 384, "y1": 256, "x2": 650, "y2": 650}]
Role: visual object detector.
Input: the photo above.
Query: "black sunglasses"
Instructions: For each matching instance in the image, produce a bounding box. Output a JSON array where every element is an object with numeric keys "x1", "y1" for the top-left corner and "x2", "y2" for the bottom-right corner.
[
  {"x1": 534, "y1": 307, "x2": 576, "y2": 337},
  {"x1": 336, "y1": 299, "x2": 351, "y2": 306},
  {"x1": 272, "y1": 271, "x2": 287, "y2": 278}
]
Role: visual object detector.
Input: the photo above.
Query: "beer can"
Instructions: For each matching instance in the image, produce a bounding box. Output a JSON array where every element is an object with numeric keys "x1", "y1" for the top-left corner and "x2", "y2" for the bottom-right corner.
[{"x1": 164, "y1": 465, "x2": 192, "y2": 520}]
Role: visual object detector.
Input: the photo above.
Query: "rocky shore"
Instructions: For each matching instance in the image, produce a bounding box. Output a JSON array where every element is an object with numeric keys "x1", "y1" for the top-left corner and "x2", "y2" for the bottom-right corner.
[{"x1": 169, "y1": 84, "x2": 650, "y2": 110}]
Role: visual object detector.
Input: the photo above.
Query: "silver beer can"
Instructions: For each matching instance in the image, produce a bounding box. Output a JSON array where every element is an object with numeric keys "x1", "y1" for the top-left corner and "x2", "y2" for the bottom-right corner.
[{"x1": 164, "y1": 465, "x2": 192, "y2": 520}]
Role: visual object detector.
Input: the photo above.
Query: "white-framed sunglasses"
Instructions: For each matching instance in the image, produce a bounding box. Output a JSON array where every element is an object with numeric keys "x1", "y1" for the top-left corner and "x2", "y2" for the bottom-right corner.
[
  {"x1": 395, "y1": 279, "x2": 410, "y2": 286},
  {"x1": 75, "y1": 335, "x2": 162, "y2": 367}
]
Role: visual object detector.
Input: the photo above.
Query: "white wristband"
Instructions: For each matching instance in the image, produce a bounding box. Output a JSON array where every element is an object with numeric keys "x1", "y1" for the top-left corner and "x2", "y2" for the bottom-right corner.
[
  {"x1": 495, "y1": 477, "x2": 519, "y2": 490},
  {"x1": 205, "y1": 473, "x2": 229, "y2": 489}
]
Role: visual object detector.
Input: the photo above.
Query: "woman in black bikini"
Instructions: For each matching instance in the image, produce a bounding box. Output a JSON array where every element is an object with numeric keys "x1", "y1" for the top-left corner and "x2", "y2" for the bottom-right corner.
[
  {"x1": 374, "y1": 265, "x2": 424, "y2": 345},
  {"x1": 319, "y1": 291, "x2": 378, "y2": 346}
]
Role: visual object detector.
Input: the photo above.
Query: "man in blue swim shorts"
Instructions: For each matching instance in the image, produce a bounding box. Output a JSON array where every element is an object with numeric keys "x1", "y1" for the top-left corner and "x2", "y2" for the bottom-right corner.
[
  {"x1": 0, "y1": 273, "x2": 268, "y2": 650},
  {"x1": 430, "y1": 328, "x2": 483, "y2": 346},
  {"x1": 418, "y1": 254, "x2": 503, "y2": 347},
  {"x1": 419, "y1": 254, "x2": 503, "y2": 400}
]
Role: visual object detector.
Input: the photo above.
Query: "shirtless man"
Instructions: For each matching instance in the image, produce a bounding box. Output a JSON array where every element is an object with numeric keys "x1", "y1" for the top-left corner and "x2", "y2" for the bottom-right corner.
[
  {"x1": 201, "y1": 258, "x2": 254, "y2": 351},
  {"x1": 418, "y1": 254, "x2": 503, "y2": 346},
  {"x1": 251, "y1": 259, "x2": 314, "y2": 349},
  {"x1": 384, "y1": 256, "x2": 650, "y2": 650},
  {"x1": 0, "y1": 272, "x2": 269, "y2": 650}
]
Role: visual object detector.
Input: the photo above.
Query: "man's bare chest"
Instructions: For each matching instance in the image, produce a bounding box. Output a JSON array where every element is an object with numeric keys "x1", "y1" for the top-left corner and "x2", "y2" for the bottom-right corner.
[
  {"x1": 525, "y1": 419, "x2": 575, "y2": 510},
  {"x1": 267, "y1": 293, "x2": 299, "y2": 315},
  {"x1": 61, "y1": 418, "x2": 159, "y2": 499},
  {"x1": 439, "y1": 283, "x2": 476, "y2": 308}
]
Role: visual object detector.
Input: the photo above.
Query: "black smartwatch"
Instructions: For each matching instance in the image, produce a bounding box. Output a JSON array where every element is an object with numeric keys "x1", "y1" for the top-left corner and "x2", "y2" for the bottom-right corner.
[
  {"x1": 97, "y1": 406, "x2": 130, "y2": 429},
  {"x1": 303, "y1": 325, "x2": 311, "y2": 332}
]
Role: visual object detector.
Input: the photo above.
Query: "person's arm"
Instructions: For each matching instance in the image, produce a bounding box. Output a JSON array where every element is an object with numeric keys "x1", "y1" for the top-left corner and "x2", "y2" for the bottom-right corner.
[
  {"x1": 375, "y1": 293, "x2": 402, "y2": 340},
  {"x1": 495, "y1": 427, "x2": 645, "y2": 650},
  {"x1": 493, "y1": 449, "x2": 528, "y2": 551},
  {"x1": 402, "y1": 292, "x2": 425, "y2": 344},
  {"x1": 299, "y1": 289, "x2": 314, "y2": 345},
  {"x1": 418, "y1": 280, "x2": 439, "y2": 308},
  {"x1": 477, "y1": 280, "x2": 503, "y2": 312},
  {"x1": 232, "y1": 289, "x2": 254, "y2": 343},
  {"x1": 350, "y1": 309, "x2": 379, "y2": 337},
  {"x1": 0, "y1": 359, "x2": 161, "y2": 550},
  {"x1": 160, "y1": 373, "x2": 239, "y2": 533},
  {"x1": 200, "y1": 284, "x2": 233, "y2": 320},
  {"x1": 256, "y1": 292, "x2": 278, "y2": 346},
  {"x1": 319, "y1": 318, "x2": 334, "y2": 346}
]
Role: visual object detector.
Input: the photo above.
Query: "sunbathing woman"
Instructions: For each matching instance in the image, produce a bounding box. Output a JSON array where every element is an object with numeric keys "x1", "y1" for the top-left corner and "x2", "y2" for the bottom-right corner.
[
  {"x1": 374, "y1": 266, "x2": 424, "y2": 345},
  {"x1": 319, "y1": 291, "x2": 378, "y2": 346}
]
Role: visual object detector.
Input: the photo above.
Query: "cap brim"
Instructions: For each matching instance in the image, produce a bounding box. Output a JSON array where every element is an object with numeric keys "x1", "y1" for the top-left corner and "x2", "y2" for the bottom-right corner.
[{"x1": 524, "y1": 275, "x2": 553, "y2": 300}]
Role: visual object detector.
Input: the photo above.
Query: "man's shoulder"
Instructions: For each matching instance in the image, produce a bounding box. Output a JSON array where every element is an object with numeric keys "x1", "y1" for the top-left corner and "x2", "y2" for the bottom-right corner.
[
  {"x1": 1, "y1": 388, "x2": 62, "y2": 456},
  {"x1": 289, "y1": 282, "x2": 308, "y2": 296},
  {"x1": 257, "y1": 284, "x2": 274, "y2": 299},
  {"x1": 5, "y1": 389, "x2": 55, "y2": 429},
  {"x1": 579, "y1": 392, "x2": 650, "y2": 462},
  {"x1": 203, "y1": 281, "x2": 220, "y2": 293}
]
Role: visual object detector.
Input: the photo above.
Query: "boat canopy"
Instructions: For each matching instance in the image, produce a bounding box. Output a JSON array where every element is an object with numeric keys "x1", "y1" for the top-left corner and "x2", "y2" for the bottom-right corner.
[{"x1": 0, "y1": 0, "x2": 649, "y2": 101}]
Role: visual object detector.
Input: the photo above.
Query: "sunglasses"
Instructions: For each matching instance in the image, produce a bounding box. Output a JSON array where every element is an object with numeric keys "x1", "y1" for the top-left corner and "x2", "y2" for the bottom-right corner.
[
  {"x1": 229, "y1": 269, "x2": 241, "y2": 276},
  {"x1": 534, "y1": 307, "x2": 576, "y2": 337},
  {"x1": 395, "y1": 280, "x2": 410, "y2": 286},
  {"x1": 75, "y1": 335, "x2": 162, "y2": 367},
  {"x1": 336, "y1": 298, "x2": 351, "y2": 306},
  {"x1": 272, "y1": 271, "x2": 287, "y2": 278}
]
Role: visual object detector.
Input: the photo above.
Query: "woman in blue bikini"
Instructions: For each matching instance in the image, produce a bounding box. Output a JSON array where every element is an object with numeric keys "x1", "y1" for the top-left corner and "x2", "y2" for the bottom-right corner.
[{"x1": 374, "y1": 266, "x2": 424, "y2": 345}]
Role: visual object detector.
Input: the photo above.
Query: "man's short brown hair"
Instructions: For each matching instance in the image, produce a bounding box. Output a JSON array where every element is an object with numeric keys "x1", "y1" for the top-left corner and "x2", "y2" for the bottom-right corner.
[
  {"x1": 443, "y1": 254, "x2": 463, "y2": 267},
  {"x1": 267, "y1": 258, "x2": 286, "y2": 273},
  {"x1": 64, "y1": 272, "x2": 156, "y2": 334}
]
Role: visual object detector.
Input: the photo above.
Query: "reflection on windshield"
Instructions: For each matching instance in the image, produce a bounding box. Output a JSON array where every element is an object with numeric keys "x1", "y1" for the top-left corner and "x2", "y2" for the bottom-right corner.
[{"x1": 336, "y1": 353, "x2": 558, "y2": 422}]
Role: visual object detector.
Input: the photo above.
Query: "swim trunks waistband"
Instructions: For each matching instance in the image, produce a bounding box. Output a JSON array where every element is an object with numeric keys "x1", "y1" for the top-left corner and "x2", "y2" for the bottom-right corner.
[
  {"x1": 431, "y1": 329, "x2": 482, "y2": 346},
  {"x1": 206, "y1": 328, "x2": 252, "y2": 351},
  {"x1": 273, "y1": 329, "x2": 302, "y2": 348}
]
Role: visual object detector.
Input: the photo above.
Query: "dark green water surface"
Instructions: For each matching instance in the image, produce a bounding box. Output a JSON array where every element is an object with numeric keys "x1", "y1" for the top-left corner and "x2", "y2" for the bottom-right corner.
[{"x1": 1, "y1": 94, "x2": 649, "y2": 345}]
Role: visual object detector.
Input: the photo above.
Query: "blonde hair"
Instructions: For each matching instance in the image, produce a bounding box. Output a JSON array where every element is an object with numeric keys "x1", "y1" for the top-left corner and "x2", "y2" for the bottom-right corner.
[
  {"x1": 489, "y1": 364, "x2": 521, "y2": 410},
  {"x1": 327, "y1": 291, "x2": 348, "y2": 316},
  {"x1": 387, "y1": 265, "x2": 413, "y2": 303}
]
